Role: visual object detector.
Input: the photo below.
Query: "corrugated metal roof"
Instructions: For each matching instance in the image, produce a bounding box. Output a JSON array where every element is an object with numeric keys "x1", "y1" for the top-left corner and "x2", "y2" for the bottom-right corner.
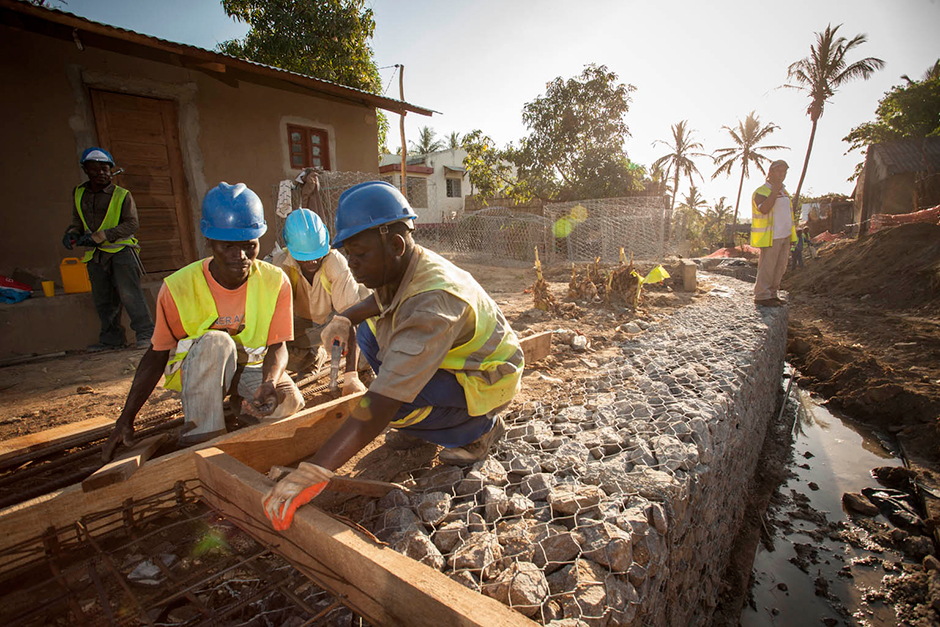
[
  {"x1": 0, "y1": 0, "x2": 435, "y2": 116},
  {"x1": 870, "y1": 137, "x2": 940, "y2": 175}
]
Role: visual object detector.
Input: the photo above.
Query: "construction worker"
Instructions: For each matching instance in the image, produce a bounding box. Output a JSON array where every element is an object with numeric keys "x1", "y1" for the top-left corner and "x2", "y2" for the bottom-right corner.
[
  {"x1": 263, "y1": 181, "x2": 524, "y2": 530},
  {"x1": 271, "y1": 209, "x2": 370, "y2": 378},
  {"x1": 790, "y1": 226, "x2": 810, "y2": 270},
  {"x1": 101, "y1": 183, "x2": 304, "y2": 461},
  {"x1": 63, "y1": 147, "x2": 153, "y2": 350},
  {"x1": 751, "y1": 159, "x2": 797, "y2": 307}
]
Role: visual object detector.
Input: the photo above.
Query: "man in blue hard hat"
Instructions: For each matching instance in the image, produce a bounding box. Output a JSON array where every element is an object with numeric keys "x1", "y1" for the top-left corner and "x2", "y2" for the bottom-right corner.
[
  {"x1": 63, "y1": 147, "x2": 154, "y2": 350},
  {"x1": 271, "y1": 208, "x2": 370, "y2": 385},
  {"x1": 101, "y1": 183, "x2": 304, "y2": 461},
  {"x1": 263, "y1": 181, "x2": 524, "y2": 530}
]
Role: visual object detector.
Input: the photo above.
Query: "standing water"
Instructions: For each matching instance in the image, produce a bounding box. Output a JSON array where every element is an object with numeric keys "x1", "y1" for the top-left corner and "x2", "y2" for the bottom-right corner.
[{"x1": 741, "y1": 385, "x2": 918, "y2": 626}]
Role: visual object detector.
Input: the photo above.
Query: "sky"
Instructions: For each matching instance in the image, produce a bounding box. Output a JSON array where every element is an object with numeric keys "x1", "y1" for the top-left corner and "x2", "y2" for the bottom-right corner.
[{"x1": 66, "y1": 0, "x2": 940, "y2": 215}]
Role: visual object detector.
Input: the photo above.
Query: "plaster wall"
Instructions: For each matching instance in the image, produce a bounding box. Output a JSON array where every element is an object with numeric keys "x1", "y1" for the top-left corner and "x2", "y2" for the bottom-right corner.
[{"x1": 0, "y1": 24, "x2": 378, "y2": 284}]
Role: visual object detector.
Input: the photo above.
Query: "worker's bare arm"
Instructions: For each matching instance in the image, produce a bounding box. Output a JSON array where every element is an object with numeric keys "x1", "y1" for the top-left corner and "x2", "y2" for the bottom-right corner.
[
  {"x1": 101, "y1": 348, "x2": 170, "y2": 461},
  {"x1": 340, "y1": 294, "x2": 382, "y2": 326},
  {"x1": 307, "y1": 391, "x2": 402, "y2": 472},
  {"x1": 252, "y1": 341, "x2": 289, "y2": 415},
  {"x1": 756, "y1": 183, "x2": 783, "y2": 215}
]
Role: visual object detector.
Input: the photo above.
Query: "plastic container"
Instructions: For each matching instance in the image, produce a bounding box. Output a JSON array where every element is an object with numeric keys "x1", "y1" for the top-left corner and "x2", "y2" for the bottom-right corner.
[
  {"x1": 60, "y1": 258, "x2": 92, "y2": 294},
  {"x1": 42, "y1": 281, "x2": 55, "y2": 297}
]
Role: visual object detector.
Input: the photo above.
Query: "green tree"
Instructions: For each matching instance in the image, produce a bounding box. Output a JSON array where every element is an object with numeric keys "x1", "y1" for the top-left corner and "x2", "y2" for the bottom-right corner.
[
  {"x1": 786, "y1": 23, "x2": 884, "y2": 212},
  {"x1": 461, "y1": 130, "x2": 517, "y2": 202},
  {"x1": 511, "y1": 64, "x2": 642, "y2": 201},
  {"x1": 218, "y1": 0, "x2": 388, "y2": 155},
  {"x1": 652, "y1": 120, "x2": 707, "y2": 240},
  {"x1": 446, "y1": 131, "x2": 462, "y2": 150},
  {"x1": 673, "y1": 186, "x2": 709, "y2": 252},
  {"x1": 410, "y1": 126, "x2": 445, "y2": 155},
  {"x1": 842, "y1": 75, "x2": 940, "y2": 179},
  {"x1": 711, "y1": 111, "x2": 786, "y2": 243}
]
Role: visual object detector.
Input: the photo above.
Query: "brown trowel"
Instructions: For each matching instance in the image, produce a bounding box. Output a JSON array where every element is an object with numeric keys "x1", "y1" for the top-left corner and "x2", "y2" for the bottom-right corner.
[{"x1": 266, "y1": 465, "x2": 413, "y2": 498}]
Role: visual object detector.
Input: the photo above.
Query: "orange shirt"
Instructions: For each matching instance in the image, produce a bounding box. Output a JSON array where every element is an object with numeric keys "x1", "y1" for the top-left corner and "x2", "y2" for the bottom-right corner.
[{"x1": 151, "y1": 259, "x2": 294, "y2": 352}]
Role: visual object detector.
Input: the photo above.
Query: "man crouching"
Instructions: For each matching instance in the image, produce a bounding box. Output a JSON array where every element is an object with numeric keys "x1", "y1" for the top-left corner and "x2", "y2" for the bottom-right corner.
[{"x1": 102, "y1": 183, "x2": 304, "y2": 460}]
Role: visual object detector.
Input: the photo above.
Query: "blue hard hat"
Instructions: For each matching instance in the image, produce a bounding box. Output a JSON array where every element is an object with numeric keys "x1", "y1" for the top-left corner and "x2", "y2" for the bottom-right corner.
[
  {"x1": 80, "y1": 147, "x2": 114, "y2": 166},
  {"x1": 332, "y1": 181, "x2": 417, "y2": 248},
  {"x1": 283, "y1": 209, "x2": 330, "y2": 261},
  {"x1": 200, "y1": 182, "x2": 267, "y2": 241}
]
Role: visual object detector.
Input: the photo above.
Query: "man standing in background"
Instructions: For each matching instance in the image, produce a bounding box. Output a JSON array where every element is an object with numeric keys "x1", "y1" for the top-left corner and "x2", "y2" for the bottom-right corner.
[
  {"x1": 63, "y1": 147, "x2": 153, "y2": 350},
  {"x1": 750, "y1": 160, "x2": 797, "y2": 307}
]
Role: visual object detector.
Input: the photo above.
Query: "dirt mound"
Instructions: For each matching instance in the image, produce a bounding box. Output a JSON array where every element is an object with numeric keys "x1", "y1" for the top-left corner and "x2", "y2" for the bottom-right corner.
[{"x1": 784, "y1": 223, "x2": 940, "y2": 312}]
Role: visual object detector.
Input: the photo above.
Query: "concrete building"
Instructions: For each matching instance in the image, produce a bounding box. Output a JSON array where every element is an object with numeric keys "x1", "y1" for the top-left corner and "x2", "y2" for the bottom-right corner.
[
  {"x1": 379, "y1": 149, "x2": 469, "y2": 224},
  {"x1": 0, "y1": 0, "x2": 431, "y2": 359}
]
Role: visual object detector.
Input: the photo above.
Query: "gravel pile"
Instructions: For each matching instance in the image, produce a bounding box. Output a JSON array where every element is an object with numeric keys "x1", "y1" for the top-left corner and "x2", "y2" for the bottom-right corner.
[{"x1": 360, "y1": 276, "x2": 787, "y2": 626}]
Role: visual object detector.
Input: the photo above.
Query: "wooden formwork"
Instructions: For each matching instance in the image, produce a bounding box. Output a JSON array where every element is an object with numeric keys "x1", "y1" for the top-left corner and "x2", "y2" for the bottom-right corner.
[{"x1": 0, "y1": 331, "x2": 554, "y2": 624}]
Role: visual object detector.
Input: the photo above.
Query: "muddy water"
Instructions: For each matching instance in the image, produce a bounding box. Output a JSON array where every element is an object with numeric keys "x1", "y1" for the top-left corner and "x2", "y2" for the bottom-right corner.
[{"x1": 741, "y1": 387, "x2": 908, "y2": 626}]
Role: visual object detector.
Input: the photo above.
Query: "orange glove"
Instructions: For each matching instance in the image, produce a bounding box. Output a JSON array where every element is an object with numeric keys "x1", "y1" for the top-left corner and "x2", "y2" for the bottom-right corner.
[{"x1": 263, "y1": 462, "x2": 333, "y2": 531}]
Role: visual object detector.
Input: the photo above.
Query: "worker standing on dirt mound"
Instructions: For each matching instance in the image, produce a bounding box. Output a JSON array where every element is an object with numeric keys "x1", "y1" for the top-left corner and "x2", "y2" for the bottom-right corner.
[
  {"x1": 263, "y1": 181, "x2": 524, "y2": 530},
  {"x1": 62, "y1": 147, "x2": 154, "y2": 351},
  {"x1": 101, "y1": 183, "x2": 304, "y2": 462},
  {"x1": 751, "y1": 159, "x2": 797, "y2": 307},
  {"x1": 271, "y1": 208, "x2": 370, "y2": 379}
]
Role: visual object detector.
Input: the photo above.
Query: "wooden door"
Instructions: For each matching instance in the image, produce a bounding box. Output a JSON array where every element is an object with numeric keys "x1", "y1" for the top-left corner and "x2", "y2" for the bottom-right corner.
[{"x1": 89, "y1": 90, "x2": 195, "y2": 272}]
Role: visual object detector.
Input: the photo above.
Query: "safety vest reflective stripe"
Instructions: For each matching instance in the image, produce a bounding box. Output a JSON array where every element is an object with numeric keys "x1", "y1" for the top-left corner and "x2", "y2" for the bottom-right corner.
[
  {"x1": 161, "y1": 259, "x2": 283, "y2": 391},
  {"x1": 74, "y1": 186, "x2": 138, "y2": 262},
  {"x1": 393, "y1": 248, "x2": 524, "y2": 418},
  {"x1": 750, "y1": 184, "x2": 797, "y2": 248}
]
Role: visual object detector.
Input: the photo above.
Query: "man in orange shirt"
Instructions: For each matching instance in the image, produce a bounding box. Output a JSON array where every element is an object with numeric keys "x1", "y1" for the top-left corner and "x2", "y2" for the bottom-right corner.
[{"x1": 102, "y1": 183, "x2": 304, "y2": 460}]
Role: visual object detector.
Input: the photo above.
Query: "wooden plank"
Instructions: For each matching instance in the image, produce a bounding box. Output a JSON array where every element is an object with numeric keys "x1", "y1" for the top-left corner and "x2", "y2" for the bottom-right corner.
[
  {"x1": 520, "y1": 331, "x2": 553, "y2": 364},
  {"x1": 195, "y1": 449, "x2": 537, "y2": 627},
  {"x1": 81, "y1": 433, "x2": 169, "y2": 493},
  {"x1": 0, "y1": 394, "x2": 360, "y2": 573},
  {"x1": 0, "y1": 416, "x2": 116, "y2": 469}
]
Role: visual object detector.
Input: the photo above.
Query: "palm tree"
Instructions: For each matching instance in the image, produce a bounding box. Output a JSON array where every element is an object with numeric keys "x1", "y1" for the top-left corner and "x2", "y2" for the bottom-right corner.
[
  {"x1": 410, "y1": 126, "x2": 444, "y2": 155},
  {"x1": 901, "y1": 58, "x2": 940, "y2": 84},
  {"x1": 652, "y1": 121, "x2": 707, "y2": 240},
  {"x1": 786, "y1": 23, "x2": 884, "y2": 213},
  {"x1": 681, "y1": 185, "x2": 708, "y2": 213},
  {"x1": 712, "y1": 111, "x2": 787, "y2": 244},
  {"x1": 446, "y1": 131, "x2": 462, "y2": 150}
]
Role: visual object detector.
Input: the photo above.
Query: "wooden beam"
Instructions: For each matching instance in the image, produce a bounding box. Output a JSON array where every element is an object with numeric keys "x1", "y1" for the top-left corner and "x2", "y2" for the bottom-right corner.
[
  {"x1": 520, "y1": 331, "x2": 553, "y2": 364},
  {"x1": 0, "y1": 393, "x2": 360, "y2": 573},
  {"x1": 195, "y1": 448, "x2": 536, "y2": 627},
  {"x1": 0, "y1": 416, "x2": 116, "y2": 470},
  {"x1": 81, "y1": 433, "x2": 168, "y2": 493}
]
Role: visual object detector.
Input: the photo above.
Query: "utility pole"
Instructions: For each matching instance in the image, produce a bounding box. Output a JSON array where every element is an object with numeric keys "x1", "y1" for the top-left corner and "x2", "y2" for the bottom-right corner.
[{"x1": 398, "y1": 64, "x2": 407, "y2": 196}]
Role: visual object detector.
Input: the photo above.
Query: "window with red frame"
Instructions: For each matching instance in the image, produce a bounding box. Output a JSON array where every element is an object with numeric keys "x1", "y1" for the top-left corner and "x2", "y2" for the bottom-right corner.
[{"x1": 287, "y1": 125, "x2": 331, "y2": 170}]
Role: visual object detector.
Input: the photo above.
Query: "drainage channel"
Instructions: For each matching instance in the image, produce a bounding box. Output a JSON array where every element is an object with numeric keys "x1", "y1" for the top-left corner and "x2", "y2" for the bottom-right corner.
[{"x1": 742, "y1": 384, "x2": 933, "y2": 626}]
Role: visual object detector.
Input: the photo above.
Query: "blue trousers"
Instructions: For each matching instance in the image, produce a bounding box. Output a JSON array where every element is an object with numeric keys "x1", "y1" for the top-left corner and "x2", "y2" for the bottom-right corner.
[
  {"x1": 357, "y1": 322, "x2": 494, "y2": 448},
  {"x1": 86, "y1": 248, "x2": 154, "y2": 346}
]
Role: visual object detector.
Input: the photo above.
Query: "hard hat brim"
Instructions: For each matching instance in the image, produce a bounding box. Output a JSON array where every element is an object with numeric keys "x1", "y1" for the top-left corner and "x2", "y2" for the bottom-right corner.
[
  {"x1": 201, "y1": 222, "x2": 267, "y2": 242},
  {"x1": 288, "y1": 246, "x2": 329, "y2": 261},
  {"x1": 331, "y1": 215, "x2": 416, "y2": 249}
]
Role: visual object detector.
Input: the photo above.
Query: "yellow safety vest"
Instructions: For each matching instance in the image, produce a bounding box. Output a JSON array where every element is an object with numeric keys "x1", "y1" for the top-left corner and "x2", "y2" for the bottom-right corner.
[
  {"x1": 74, "y1": 186, "x2": 138, "y2": 262},
  {"x1": 286, "y1": 264, "x2": 332, "y2": 296},
  {"x1": 750, "y1": 184, "x2": 797, "y2": 248},
  {"x1": 162, "y1": 259, "x2": 284, "y2": 391},
  {"x1": 380, "y1": 249, "x2": 524, "y2": 418}
]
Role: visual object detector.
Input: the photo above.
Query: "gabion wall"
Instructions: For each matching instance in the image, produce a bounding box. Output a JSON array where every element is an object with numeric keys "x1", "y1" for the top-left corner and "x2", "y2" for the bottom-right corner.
[{"x1": 355, "y1": 275, "x2": 788, "y2": 626}]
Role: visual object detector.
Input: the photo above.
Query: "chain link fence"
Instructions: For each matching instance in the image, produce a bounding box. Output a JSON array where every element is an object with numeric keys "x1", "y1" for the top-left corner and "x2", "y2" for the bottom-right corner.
[{"x1": 415, "y1": 196, "x2": 669, "y2": 266}]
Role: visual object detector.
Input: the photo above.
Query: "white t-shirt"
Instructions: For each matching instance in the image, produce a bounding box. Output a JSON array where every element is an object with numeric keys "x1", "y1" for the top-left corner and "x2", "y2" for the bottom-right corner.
[{"x1": 772, "y1": 188, "x2": 793, "y2": 240}]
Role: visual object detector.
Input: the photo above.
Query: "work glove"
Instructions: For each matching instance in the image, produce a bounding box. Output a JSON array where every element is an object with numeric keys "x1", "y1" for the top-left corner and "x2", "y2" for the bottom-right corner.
[
  {"x1": 263, "y1": 462, "x2": 333, "y2": 530},
  {"x1": 76, "y1": 232, "x2": 97, "y2": 248},
  {"x1": 62, "y1": 231, "x2": 78, "y2": 250},
  {"x1": 319, "y1": 315, "x2": 352, "y2": 354},
  {"x1": 342, "y1": 372, "x2": 368, "y2": 396}
]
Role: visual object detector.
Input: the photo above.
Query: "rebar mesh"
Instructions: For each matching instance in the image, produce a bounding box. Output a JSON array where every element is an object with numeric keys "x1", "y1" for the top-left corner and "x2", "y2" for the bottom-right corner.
[
  {"x1": 337, "y1": 275, "x2": 776, "y2": 625},
  {"x1": 0, "y1": 482, "x2": 366, "y2": 627}
]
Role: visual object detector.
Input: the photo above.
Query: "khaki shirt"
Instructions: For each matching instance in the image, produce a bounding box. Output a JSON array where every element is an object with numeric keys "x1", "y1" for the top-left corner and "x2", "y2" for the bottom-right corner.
[
  {"x1": 272, "y1": 248, "x2": 370, "y2": 325},
  {"x1": 368, "y1": 246, "x2": 476, "y2": 404}
]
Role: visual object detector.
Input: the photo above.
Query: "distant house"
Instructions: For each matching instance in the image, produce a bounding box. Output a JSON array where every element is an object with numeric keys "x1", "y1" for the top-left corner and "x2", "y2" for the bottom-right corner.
[
  {"x1": 0, "y1": 0, "x2": 431, "y2": 358},
  {"x1": 379, "y1": 149, "x2": 470, "y2": 223},
  {"x1": 855, "y1": 137, "x2": 940, "y2": 232}
]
